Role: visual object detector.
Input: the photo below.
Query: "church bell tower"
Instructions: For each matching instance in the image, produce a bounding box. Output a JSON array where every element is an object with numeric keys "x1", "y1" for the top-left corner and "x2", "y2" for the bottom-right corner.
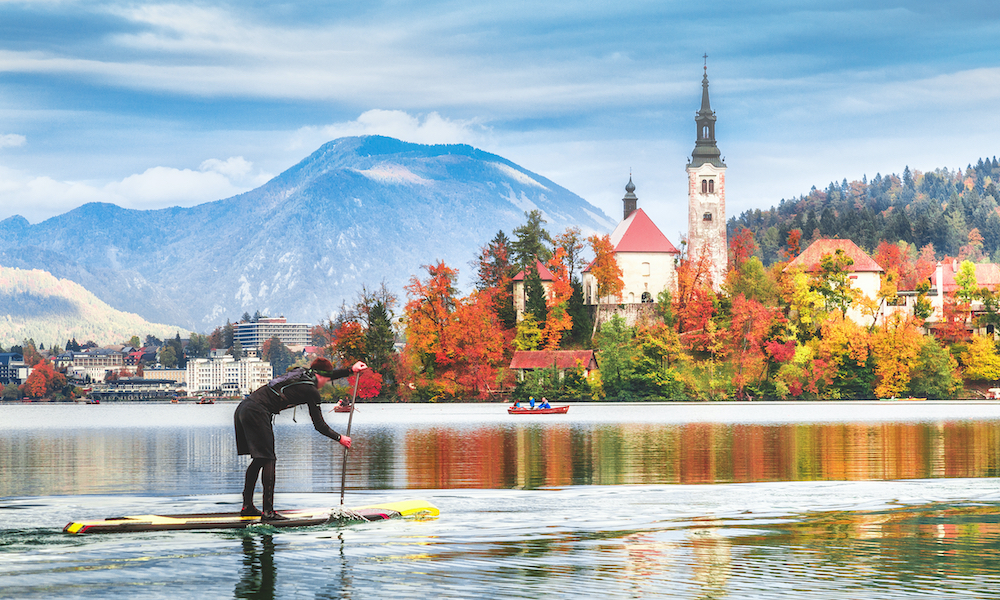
[{"x1": 686, "y1": 58, "x2": 727, "y2": 290}]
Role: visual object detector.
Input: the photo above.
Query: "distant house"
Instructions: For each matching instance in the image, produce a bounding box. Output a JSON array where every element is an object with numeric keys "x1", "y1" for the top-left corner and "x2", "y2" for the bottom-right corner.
[
  {"x1": 512, "y1": 260, "x2": 555, "y2": 321},
  {"x1": 509, "y1": 350, "x2": 598, "y2": 381},
  {"x1": 784, "y1": 238, "x2": 884, "y2": 325}
]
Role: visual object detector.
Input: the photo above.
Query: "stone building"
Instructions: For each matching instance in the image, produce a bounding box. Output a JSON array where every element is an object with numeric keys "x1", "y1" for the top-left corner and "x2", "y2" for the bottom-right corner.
[
  {"x1": 582, "y1": 177, "x2": 680, "y2": 309},
  {"x1": 686, "y1": 63, "x2": 728, "y2": 290}
]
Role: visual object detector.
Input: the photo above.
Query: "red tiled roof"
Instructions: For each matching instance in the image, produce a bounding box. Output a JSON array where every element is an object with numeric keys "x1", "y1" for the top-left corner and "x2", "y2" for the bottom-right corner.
[
  {"x1": 784, "y1": 238, "x2": 884, "y2": 273},
  {"x1": 512, "y1": 260, "x2": 555, "y2": 281},
  {"x1": 939, "y1": 260, "x2": 1000, "y2": 293},
  {"x1": 509, "y1": 350, "x2": 598, "y2": 371},
  {"x1": 609, "y1": 208, "x2": 680, "y2": 253}
]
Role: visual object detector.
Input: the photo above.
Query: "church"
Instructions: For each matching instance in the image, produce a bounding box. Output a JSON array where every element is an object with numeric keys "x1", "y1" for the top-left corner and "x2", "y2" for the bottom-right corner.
[{"x1": 582, "y1": 63, "x2": 728, "y2": 316}]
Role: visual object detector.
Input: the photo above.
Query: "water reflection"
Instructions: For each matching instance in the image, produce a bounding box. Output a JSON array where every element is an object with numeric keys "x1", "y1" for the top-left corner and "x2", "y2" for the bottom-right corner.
[
  {"x1": 400, "y1": 421, "x2": 1000, "y2": 490},
  {"x1": 235, "y1": 534, "x2": 276, "y2": 600},
  {"x1": 3, "y1": 412, "x2": 1000, "y2": 497}
]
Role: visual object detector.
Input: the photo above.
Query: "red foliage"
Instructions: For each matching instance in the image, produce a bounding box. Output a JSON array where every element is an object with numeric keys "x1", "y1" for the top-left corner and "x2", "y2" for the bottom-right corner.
[
  {"x1": 765, "y1": 340, "x2": 796, "y2": 363},
  {"x1": 348, "y1": 370, "x2": 383, "y2": 399},
  {"x1": 729, "y1": 227, "x2": 757, "y2": 271}
]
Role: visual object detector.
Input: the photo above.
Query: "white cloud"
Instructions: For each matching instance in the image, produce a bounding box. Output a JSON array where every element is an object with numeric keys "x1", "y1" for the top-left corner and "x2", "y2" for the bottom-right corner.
[
  {"x1": 290, "y1": 109, "x2": 490, "y2": 152},
  {"x1": 0, "y1": 134, "x2": 26, "y2": 148},
  {"x1": 0, "y1": 157, "x2": 273, "y2": 223}
]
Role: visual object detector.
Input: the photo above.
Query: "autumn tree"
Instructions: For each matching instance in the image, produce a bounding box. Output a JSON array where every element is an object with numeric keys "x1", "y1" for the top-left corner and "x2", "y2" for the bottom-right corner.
[
  {"x1": 404, "y1": 261, "x2": 459, "y2": 378},
  {"x1": 439, "y1": 292, "x2": 507, "y2": 398},
  {"x1": 543, "y1": 247, "x2": 574, "y2": 349},
  {"x1": 870, "y1": 313, "x2": 925, "y2": 398},
  {"x1": 587, "y1": 233, "x2": 624, "y2": 333},
  {"x1": 961, "y1": 335, "x2": 1000, "y2": 381},
  {"x1": 20, "y1": 360, "x2": 67, "y2": 400}
]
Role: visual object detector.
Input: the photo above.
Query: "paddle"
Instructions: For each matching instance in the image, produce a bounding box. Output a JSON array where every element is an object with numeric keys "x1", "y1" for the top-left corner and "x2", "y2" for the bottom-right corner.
[{"x1": 339, "y1": 369, "x2": 362, "y2": 505}]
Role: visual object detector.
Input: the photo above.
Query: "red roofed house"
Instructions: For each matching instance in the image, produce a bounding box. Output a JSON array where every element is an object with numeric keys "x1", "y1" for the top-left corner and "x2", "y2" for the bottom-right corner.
[
  {"x1": 582, "y1": 177, "x2": 681, "y2": 308},
  {"x1": 512, "y1": 260, "x2": 555, "y2": 321},
  {"x1": 927, "y1": 259, "x2": 1000, "y2": 326},
  {"x1": 784, "y1": 238, "x2": 884, "y2": 325},
  {"x1": 509, "y1": 350, "x2": 599, "y2": 382}
]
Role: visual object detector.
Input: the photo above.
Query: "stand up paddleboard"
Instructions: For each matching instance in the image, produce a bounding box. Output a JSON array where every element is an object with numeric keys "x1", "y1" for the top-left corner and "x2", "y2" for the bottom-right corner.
[{"x1": 64, "y1": 498, "x2": 438, "y2": 534}]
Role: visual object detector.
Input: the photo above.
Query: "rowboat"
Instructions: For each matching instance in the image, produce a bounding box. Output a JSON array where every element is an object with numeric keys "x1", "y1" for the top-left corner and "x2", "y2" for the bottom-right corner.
[
  {"x1": 333, "y1": 404, "x2": 353, "y2": 413},
  {"x1": 508, "y1": 405, "x2": 569, "y2": 414}
]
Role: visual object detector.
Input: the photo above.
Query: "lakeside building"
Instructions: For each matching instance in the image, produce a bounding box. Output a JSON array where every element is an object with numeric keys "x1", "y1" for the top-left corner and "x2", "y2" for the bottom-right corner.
[
  {"x1": 0, "y1": 353, "x2": 28, "y2": 386},
  {"x1": 582, "y1": 178, "x2": 680, "y2": 312},
  {"x1": 582, "y1": 64, "x2": 724, "y2": 327},
  {"x1": 54, "y1": 349, "x2": 126, "y2": 382},
  {"x1": 89, "y1": 378, "x2": 184, "y2": 402},
  {"x1": 186, "y1": 355, "x2": 272, "y2": 396},
  {"x1": 784, "y1": 238, "x2": 885, "y2": 326},
  {"x1": 509, "y1": 350, "x2": 599, "y2": 381},
  {"x1": 234, "y1": 317, "x2": 310, "y2": 351}
]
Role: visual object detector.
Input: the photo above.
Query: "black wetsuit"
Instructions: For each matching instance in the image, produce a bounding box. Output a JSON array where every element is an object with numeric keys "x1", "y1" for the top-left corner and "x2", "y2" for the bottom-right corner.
[{"x1": 234, "y1": 367, "x2": 351, "y2": 459}]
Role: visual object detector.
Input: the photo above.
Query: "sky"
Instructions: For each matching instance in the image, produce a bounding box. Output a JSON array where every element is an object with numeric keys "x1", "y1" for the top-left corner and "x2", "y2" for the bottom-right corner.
[{"x1": 2, "y1": 1, "x2": 1000, "y2": 246}]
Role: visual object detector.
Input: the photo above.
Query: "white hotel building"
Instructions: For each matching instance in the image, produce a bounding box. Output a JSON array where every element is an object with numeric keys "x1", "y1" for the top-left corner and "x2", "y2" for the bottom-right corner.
[
  {"x1": 234, "y1": 317, "x2": 310, "y2": 351},
  {"x1": 186, "y1": 355, "x2": 273, "y2": 396}
]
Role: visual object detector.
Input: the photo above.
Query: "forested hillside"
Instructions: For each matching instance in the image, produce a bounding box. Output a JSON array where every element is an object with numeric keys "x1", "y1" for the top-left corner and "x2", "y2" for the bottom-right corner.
[
  {"x1": 729, "y1": 157, "x2": 1000, "y2": 266},
  {"x1": 0, "y1": 265, "x2": 189, "y2": 347}
]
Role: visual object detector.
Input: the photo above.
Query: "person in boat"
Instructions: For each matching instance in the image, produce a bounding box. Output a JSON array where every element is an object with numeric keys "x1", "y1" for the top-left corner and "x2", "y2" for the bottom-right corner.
[
  {"x1": 529, "y1": 396, "x2": 536, "y2": 409},
  {"x1": 234, "y1": 357, "x2": 367, "y2": 521},
  {"x1": 539, "y1": 397, "x2": 551, "y2": 409},
  {"x1": 512, "y1": 399, "x2": 521, "y2": 408}
]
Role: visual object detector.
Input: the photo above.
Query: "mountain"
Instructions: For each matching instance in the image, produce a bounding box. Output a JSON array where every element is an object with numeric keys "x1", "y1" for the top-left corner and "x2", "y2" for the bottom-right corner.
[
  {"x1": 0, "y1": 136, "x2": 615, "y2": 331},
  {"x1": 0, "y1": 265, "x2": 190, "y2": 347}
]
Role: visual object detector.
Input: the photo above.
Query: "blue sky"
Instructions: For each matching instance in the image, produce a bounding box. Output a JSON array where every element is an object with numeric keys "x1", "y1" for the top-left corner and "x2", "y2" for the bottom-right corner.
[{"x1": 2, "y1": 1, "x2": 1000, "y2": 244}]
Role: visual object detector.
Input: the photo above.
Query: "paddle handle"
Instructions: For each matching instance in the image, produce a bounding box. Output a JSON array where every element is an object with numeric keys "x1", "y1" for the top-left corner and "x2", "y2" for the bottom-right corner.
[{"x1": 340, "y1": 370, "x2": 361, "y2": 505}]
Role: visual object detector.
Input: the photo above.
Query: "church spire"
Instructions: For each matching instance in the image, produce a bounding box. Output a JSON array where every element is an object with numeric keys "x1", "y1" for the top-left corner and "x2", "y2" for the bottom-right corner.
[
  {"x1": 689, "y1": 57, "x2": 724, "y2": 168},
  {"x1": 622, "y1": 175, "x2": 637, "y2": 220}
]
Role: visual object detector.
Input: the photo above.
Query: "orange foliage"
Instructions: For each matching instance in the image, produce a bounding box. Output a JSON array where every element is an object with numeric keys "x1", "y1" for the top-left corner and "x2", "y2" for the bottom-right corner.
[
  {"x1": 332, "y1": 321, "x2": 366, "y2": 364},
  {"x1": 21, "y1": 360, "x2": 66, "y2": 399},
  {"x1": 543, "y1": 247, "x2": 574, "y2": 349},
  {"x1": 587, "y1": 234, "x2": 623, "y2": 302}
]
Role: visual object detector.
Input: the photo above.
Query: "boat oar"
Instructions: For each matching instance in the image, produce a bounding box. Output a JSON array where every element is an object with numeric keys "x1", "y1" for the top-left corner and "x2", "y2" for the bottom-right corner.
[{"x1": 339, "y1": 370, "x2": 361, "y2": 505}]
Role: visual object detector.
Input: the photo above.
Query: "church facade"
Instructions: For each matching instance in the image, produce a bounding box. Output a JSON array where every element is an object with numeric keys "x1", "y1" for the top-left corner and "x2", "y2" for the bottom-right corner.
[{"x1": 582, "y1": 63, "x2": 728, "y2": 317}]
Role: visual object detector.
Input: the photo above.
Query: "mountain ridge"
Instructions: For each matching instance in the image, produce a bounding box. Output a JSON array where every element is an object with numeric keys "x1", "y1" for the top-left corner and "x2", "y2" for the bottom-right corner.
[{"x1": 0, "y1": 135, "x2": 614, "y2": 331}]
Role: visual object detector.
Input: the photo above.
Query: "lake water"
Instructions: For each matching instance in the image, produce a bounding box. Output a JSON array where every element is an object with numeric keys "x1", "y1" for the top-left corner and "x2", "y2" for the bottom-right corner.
[{"x1": 3, "y1": 401, "x2": 1000, "y2": 599}]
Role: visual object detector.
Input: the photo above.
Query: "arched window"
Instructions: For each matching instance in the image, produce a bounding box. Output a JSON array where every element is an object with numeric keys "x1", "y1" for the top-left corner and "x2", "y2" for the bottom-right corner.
[
  {"x1": 641, "y1": 291, "x2": 652, "y2": 303},
  {"x1": 703, "y1": 212, "x2": 712, "y2": 221},
  {"x1": 708, "y1": 179, "x2": 714, "y2": 193},
  {"x1": 702, "y1": 125, "x2": 709, "y2": 139},
  {"x1": 701, "y1": 179, "x2": 707, "y2": 193}
]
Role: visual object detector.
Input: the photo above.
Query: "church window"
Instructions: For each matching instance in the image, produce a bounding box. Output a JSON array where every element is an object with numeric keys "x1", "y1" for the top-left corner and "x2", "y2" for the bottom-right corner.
[
  {"x1": 708, "y1": 179, "x2": 714, "y2": 193},
  {"x1": 703, "y1": 212, "x2": 712, "y2": 221},
  {"x1": 701, "y1": 179, "x2": 707, "y2": 193},
  {"x1": 702, "y1": 125, "x2": 709, "y2": 139},
  {"x1": 641, "y1": 291, "x2": 652, "y2": 303}
]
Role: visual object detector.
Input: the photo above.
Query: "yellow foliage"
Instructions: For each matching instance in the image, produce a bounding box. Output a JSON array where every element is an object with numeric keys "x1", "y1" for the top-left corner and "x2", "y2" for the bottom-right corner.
[{"x1": 961, "y1": 335, "x2": 1000, "y2": 381}]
